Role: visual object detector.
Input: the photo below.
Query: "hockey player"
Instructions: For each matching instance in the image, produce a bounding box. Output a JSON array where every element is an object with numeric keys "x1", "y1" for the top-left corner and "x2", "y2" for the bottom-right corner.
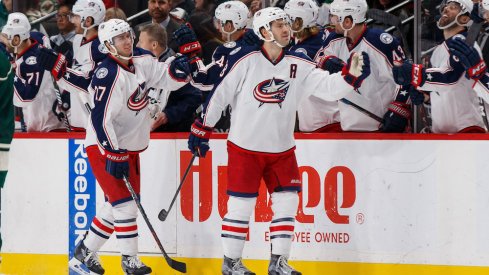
[
  {"x1": 66, "y1": 19, "x2": 191, "y2": 274},
  {"x1": 39, "y1": 0, "x2": 107, "y2": 130},
  {"x1": 188, "y1": 7, "x2": 370, "y2": 275},
  {"x1": 393, "y1": 0, "x2": 486, "y2": 133},
  {"x1": 317, "y1": 0, "x2": 412, "y2": 132},
  {"x1": 0, "y1": 12, "x2": 64, "y2": 132},
  {"x1": 285, "y1": 0, "x2": 344, "y2": 132}
]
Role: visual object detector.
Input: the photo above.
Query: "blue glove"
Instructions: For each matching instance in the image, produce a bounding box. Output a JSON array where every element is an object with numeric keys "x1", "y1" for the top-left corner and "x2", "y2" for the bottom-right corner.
[
  {"x1": 105, "y1": 149, "x2": 129, "y2": 179},
  {"x1": 380, "y1": 101, "x2": 411, "y2": 133},
  {"x1": 392, "y1": 62, "x2": 426, "y2": 87},
  {"x1": 188, "y1": 119, "x2": 212, "y2": 157},
  {"x1": 242, "y1": 29, "x2": 263, "y2": 46},
  {"x1": 38, "y1": 47, "x2": 67, "y2": 81},
  {"x1": 317, "y1": 55, "x2": 345, "y2": 74},
  {"x1": 169, "y1": 54, "x2": 191, "y2": 80},
  {"x1": 342, "y1": 52, "x2": 370, "y2": 89},
  {"x1": 173, "y1": 23, "x2": 202, "y2": 56},
  {"x1": 408, "y1": 86, "x2": 427, "y2": 106},
  {"x1": 449, "y1": 37, "x2": 487, "y2": 80}
]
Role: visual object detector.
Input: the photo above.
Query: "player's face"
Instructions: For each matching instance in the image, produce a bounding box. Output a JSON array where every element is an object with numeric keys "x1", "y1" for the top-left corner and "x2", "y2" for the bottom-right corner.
[
  {"x1": 329, "y1": 14, "x2": 349, "y2": 34},
  {"x1": 148, "y1": 0, "x2": 172, "y2": 22},
  {"x1": 290, "y1": 17, "x2": 304, "y2": 33},
  {"x1": 0, "y1": 33, "x2": 19, "y2": 52},
  {"x1": 113, "y1": 32, "x2": 133, "y2": 57},
  {"x1": 270, "y1": 19, "x2": 291, "y2": 46},
  {"x1": 438, "y1": 2, "x2": 462, "y2": 28}
]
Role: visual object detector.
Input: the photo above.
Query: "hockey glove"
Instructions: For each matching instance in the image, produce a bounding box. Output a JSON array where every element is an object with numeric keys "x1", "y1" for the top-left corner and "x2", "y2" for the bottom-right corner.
[
  {"x1": 173, "y1": 23, "x2": 202, "y2": 57},
  {"x1": 38, "y1": 47, "x2": 67, "y2": 81},
  {"x1": 188, "y1": 119, "x2": 212, "y2": 157},
  {"x1": 471, "y1": 3, "x2": 484, "y2": 24},
  {"x1": 380, "y1": 101, "x2": 411, "y2": 133},
  {"x1": 449, "y1": 37, "x2": 487, "y2": 80},
  {"x1": 105, "y1": 149, "x2": 129, "y2": 179},
  {"x1": 392, "y1": 62, "x2": 426, "y2": 88},
  {"x1": 408, "y1": 86, "x2": 428, "y2": 106},
  {"x1": 169, "y1": 54, "x2": 191, "y2": 81},
  {"x1": 317, "y1": 55, "x2": 345, "y2": 74},
  {"x1": 242, "y1": 29, "x2": 263, "y2": 46},
  {"x1": 342, "y1": 52, "x2": 370, "y2": 89}
]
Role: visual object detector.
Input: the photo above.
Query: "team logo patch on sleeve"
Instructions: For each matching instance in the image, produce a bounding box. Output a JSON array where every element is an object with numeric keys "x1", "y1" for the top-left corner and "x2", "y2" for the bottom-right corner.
[
  {"x1": 253, "y1": 78, "x2": 290, "y2": 108},
  {"x1": 380, "y1": 33, "x2": 393, "y2": 44},
  {"x1": 98, "y1": 43, "x2": 108, "y2": 54},
  {"x1": 295, "y1": 48, "x2": 308, "y2": 56},
  {"x1": 25, "y1": 56, "x2": 37, "y2": 65},
  {"x1": 96, "y1": 68, "x2": 108, "y2": 79}
]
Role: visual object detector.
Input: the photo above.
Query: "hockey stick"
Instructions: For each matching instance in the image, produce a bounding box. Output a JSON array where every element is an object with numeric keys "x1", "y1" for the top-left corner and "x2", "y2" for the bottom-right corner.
[
  {"x1": 367, "y1": 8, "x2": 412, "y2": 60},
  {"x1": 158, "y1": 154, "x2": 196, "y2": 222},
  {"x1": 340, "y1": 98, "x2": 383, "y2": 123},
  {"x1": 122, "y1": 175, "x2": 187, "y2": 273}
]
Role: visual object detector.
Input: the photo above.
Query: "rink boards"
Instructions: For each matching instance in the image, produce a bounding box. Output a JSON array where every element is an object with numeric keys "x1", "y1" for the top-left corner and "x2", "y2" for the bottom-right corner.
[{"x1": 2, "y1": 132, "x2": 489, "y2": 274}]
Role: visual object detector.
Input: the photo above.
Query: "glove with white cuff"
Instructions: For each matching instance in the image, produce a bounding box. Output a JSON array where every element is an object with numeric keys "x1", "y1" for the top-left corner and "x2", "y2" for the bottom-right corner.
[{"x1": 342, "y1": 52, "x2": 370, "y2": 89}]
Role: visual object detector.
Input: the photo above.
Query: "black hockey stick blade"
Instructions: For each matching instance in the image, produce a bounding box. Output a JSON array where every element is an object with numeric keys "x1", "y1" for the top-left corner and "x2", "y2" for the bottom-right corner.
[
  {"x1": 158, "y1": 208, "x2": 169, "y2": 221},
  {"x1": 167, "y1": 257, "x2": 187, "y2": 273}
]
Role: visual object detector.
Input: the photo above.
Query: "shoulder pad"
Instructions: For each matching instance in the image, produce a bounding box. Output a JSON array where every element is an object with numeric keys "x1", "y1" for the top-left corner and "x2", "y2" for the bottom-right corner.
[{"x1": 364, "y1": 28, "x2": 400, "y2": 50}]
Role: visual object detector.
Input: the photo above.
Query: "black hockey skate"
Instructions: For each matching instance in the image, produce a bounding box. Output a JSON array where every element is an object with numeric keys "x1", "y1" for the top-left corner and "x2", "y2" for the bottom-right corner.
[
  {"x1": 121, "y1": 255, "x2": 152, "y2": 275},
  {"x1": 222, "y1": 256, "x2": 256, "y2": 275},
  {"x1": 268, "y1": 254, "x2": 301, "y2": 275},
  {"x1": 68, "y1": 241, "x2": 105, "y2": 275}
]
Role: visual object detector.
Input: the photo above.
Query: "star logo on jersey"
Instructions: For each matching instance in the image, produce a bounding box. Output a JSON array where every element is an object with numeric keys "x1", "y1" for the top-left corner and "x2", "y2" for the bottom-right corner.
[
  {"x1": 253, "y1": 78, "x2": 290, "y2": 108},
  {"x1": 127, "y1": 82, "x2": 149, "y2": 113},
  {"x1": 426, "y1": 73, "x2": 433, "y2": 81}
]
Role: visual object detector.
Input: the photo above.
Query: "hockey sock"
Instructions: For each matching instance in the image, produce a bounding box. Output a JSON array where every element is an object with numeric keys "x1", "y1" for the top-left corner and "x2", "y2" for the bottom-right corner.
[
  {"x1": 221, "y1": 196, "x2": 256, "y2": 259},
  {"x1": 84, "y1": 202, "x2": 114, "y2": 251},
  {"x1": 270, "y1": 191, "x2": 299, "y2": 257},
  {"x1": 113, "y1": 200, "x2": 139, "y2": 256}
]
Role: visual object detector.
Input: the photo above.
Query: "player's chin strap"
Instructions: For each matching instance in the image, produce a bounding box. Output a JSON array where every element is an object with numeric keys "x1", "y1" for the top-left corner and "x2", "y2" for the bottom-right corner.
[
  {"x1": 81, "y1": 20, "x2": 98, "y2": 38},
  {"x1": 106, "y1": 43, "x2": 133, "y2": 61},
  {"x1": 262, "y1": 29, "x2": 289, "y2": 48},
  {"x1": 340, "y1": 21, "x2": 355, "y2": 37},
  {"x1": 437, "y1": 12, "x2": 471, "y2": 29},
  {"x1": 220, "y1": 26, "x2": 237, "y2": 42}
]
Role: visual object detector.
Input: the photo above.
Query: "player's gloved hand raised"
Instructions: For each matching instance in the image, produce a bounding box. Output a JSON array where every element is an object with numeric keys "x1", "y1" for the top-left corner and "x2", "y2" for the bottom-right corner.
[
  {"x1": 169, "y1": 54, "x2": 191, "y2": 81},
  {"x1": 38, "y1": 47, "x2": 67, "y2": 81},
  {"x1": 408, "y1": 86, "x2": 428, "y2": 106},
  {"x1": 188, "y1": 119, "x2": 212, "y2": 157},
  {"x1": 380, "y1": 101, "x2": 411, "y2": 133},
  {"x1": 173, "y1": 23, "x2": 202, "y2": 57},
  {"x1": 317, "y1": 55, "x2": 345, "y2": 74},
  {"x1": 449, "y1": 37, "x2": 487, "y2": 80},
  {"x1": 471, "y1": 3, "x2": 484, "y2": 24},
  {"x1": 342, "y1": 52, "x2": 370, "y2": 89},
  {"x1": 242, "y1": 29, "x2": 263, "y2": 46},
  {"x1": 105, "y1": 149, "x2": 129, "y2": 179},
  {"x1": 392, "y1": 62, "x2": 426, "y2": 88}
]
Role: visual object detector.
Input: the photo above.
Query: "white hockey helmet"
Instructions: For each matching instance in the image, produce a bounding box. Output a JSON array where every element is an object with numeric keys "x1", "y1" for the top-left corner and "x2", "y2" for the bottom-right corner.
[
  {"x1": 99, "y1": 19, "x2": 133, "y2": 59},
  {"x1": 215, "y1": 1, "x2": 250, "y2": 31},
  {"x1": 1, "y1": 12, "x2": 31, "y2": 42},
  {"x1": 480, "y1": 0, "x2": 489, "y2": 20},
  {"x1": 329, "y1": 0, "x2": 368, "y2": 24},
  {"x1": 72, "y1": 0, "x2": 106, "y2": 31},
  {"x1": 284, "y1": 0, "x2": 319, "y2": 31},
  {"x1": 437, "y1": 0, "x2": 473, "y2": 29},
  {"x1": 253, "y1": 7, "x2": 290, "y2": 43},
  {"x1": 483, "y1": 0, "x2": 489, "y2": 10}
]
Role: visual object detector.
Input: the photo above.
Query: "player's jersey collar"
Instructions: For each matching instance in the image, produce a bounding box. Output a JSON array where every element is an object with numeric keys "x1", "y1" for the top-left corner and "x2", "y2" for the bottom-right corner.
[
  {"x1": 16, "y1": 39, "x2": 38, "y2": 58},
  {"x1": 81, "y1": 34, "x2": 98, "y2": 46},
  {"x1": 108, "y1": 54, "x2": 135, "y2": 73},
  {"x1": 347, "y1": 24, "x2": 367, "y2": 51},
  {"x1": 261, "y1": 46, "x2": 285, "y2": 65}
]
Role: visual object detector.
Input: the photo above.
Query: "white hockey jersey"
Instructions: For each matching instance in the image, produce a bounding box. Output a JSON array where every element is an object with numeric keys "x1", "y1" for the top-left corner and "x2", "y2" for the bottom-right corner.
[
  {"x1": 58, "y1": 34, "x2": 107, "y2": 128},
  {"x1": 13, "y1": 39, "x2": 63, "y2": 132},
  {"x1": 317, "y1": 27, "x2": 406, "y2": 131},
  {"x1": 417, "y1": 34, "x2": 485, "y2": 133},
  {"x1": 85, "y1": 49, "x2": 188, "y2": 152},
  {"x1": 202, "y1": 45, "x2": 354, "y2": 154}
]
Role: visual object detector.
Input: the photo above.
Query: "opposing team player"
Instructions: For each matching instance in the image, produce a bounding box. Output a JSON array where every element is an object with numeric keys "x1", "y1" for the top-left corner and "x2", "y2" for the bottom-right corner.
[
  {"x1": 188, "y1": 7, "x2": 370, "y2": 275},
  {"x1": 39, "y1": 0, "x2": 107, "y2": 130},
  {"x1": 318, "y1": 0, "x2": 412, "y2": 132},
  {"x1": 66, "y1": 19, "x2": 191, "y2": 274},
  {"x1": 285, "y1": 0, "x2": 344, "y2": 132},
  {"x1": 0, "y1": 12, "x2": 64, "y2": 132},
  {"x1": 393, "y1": 0, "x2": 486, "y2": 133}
]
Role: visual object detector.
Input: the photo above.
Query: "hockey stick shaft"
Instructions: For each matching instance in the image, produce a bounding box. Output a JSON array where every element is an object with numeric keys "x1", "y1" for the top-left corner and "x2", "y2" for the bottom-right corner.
[
  {"x1": 122, "y1": 175, "x2": 187, "y2": 273},
  {"x1": 158, "y1": 154, "x2": 196, "y2": 221},
  {"x1": 340, "y1": 98, "x2": 383, "y2": 123}
]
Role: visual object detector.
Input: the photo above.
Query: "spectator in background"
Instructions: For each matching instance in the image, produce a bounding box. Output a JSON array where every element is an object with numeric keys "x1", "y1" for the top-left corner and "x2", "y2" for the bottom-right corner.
[
  {"x1": 105, "y1": 6, "x2": 127, "y2": 21},
  {"x1": 137, "y1": 23, "x2": 202, "y2": 132},
  {"x1": 0, "y1": 0, "x2": 10, "y2": 29},
  {"x1": 193, "y1": 0, "x2": 217, "y2": 14},
  {"x1": 50, "y1": 4, "x2": 75, "y2": 56},
  {"x1": 135, "y1": 0, "x2": 181, "y2": 51},
  {"x1": 188, "y1": 12, "x2": 222, "y2": 64}
]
